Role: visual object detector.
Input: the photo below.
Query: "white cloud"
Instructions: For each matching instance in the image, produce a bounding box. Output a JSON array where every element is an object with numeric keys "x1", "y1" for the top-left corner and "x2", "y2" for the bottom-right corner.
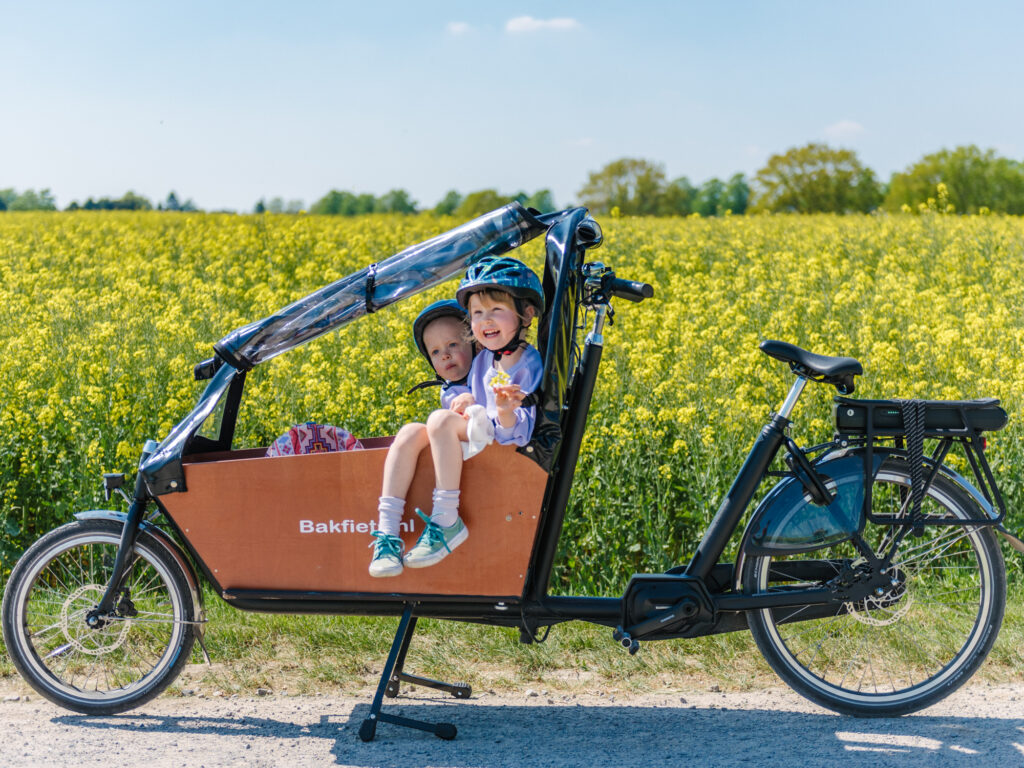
[
  {"x1": 824, "y1": 119, "x2": 865, "y2": 142},
  {"x1": 569, "y1": 137, "x2": 596, "y2": 148},
  {"x1": 446, "y1": 21, "x2": 471, "y2": 36},
  {"x1": 505, "y1": 16, "x2": 580, "y2": 33}
]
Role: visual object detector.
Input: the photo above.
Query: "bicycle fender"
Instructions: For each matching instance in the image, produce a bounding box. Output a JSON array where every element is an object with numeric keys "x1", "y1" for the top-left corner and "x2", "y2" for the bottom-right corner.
[
  {"x1": 74, "y1": 510, "x2": 208, "y2": 636},
  {"x1": 740, "y1": 453, "x2": 884, "y2": 558}
]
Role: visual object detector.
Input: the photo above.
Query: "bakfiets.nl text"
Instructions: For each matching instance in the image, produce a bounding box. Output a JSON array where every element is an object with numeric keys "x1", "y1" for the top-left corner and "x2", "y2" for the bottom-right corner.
[{"x1": 298, "y1": 519, "x2": 416, "y2": 534}]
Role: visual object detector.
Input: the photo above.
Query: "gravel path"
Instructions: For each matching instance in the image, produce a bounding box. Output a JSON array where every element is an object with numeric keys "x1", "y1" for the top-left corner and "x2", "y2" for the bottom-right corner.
[{"x1": 2, "y1": 680, "x2": 1023, "y2": 767}]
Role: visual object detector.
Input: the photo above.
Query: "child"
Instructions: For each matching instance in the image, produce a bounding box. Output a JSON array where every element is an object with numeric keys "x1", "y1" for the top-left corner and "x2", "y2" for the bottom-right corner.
[
  {"x1": 368, "y1": 300, "x2": 475, "y2": 577},
  {"x1": 407, "y1": 299, "x2": 475, "y2": 404},
  {"x1": 400, "y1": 256, "x2": 544, "y2": 571}
]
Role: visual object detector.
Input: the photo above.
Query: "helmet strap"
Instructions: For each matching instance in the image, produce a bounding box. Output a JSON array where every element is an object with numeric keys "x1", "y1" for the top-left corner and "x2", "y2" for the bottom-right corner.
[
  {"x1": 491, "y1": 297, "x2": 530, "y2": 358},
  {"x1": 492, "y1": 325, "x2": 527, "y2": 358},
  {"x1": 405, "y1": 374, "x2": 469, "y2": 396}
]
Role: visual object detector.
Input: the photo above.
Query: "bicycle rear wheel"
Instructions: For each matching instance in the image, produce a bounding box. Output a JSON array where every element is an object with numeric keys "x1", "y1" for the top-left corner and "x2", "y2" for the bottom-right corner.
[
  {"x1": 1, "y1": 519, "x2": 196, "y2": 714},
  {"x1": 741, "y1": 460, "x2": 1005, "y2": 716}
]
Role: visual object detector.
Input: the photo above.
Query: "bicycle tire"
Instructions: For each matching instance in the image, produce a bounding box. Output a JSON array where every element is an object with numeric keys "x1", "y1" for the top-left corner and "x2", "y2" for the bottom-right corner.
[
  {"x1": 1, "y1": 519, "x2": 196, "y2": 714},
  {"x1": 741, "y1": 459, "x2": 1005, "y2": 716}
]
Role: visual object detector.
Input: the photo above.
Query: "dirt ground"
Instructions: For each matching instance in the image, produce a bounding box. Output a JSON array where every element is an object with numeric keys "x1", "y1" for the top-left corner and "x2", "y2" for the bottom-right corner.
[{"x1": 2, "y1": 675, "x2": 1023, "y2": 768}]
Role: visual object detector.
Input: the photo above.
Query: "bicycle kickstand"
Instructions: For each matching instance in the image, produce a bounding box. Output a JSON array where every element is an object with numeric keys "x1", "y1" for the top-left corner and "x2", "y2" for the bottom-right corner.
[{"x1": 359, "y1": 604, "x2": 467, "y2": 742}]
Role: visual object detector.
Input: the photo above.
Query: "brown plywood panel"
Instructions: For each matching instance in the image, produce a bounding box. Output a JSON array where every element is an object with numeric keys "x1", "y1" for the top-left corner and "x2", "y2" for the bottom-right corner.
[{"x1": 161, "y1": 443, "x2": 548, "y2": 596}]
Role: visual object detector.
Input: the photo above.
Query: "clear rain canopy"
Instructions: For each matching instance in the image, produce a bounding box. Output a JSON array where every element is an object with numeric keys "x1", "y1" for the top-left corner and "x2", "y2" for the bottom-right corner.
[
  {"x1": 214, "y1": 203, "x2": 549, "y2": 370},
  {"x1": 140, "y1": 203, "x2": 562, "y2": 494}
]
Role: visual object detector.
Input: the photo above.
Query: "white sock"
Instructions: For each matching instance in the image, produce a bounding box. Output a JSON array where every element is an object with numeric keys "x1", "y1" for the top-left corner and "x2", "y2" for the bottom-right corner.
[
  {"x1": 430, "y1": 488, "x2": 460, "y2": 528},
  {"x1": 377, "y1": 496, "x2": 405, "y2": 537}
]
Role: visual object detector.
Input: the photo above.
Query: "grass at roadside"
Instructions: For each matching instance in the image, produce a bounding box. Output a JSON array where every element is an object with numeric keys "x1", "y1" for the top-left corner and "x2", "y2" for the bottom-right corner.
[{"x1": 5, "y1": 587, "x2": 1021, "y2": 697}]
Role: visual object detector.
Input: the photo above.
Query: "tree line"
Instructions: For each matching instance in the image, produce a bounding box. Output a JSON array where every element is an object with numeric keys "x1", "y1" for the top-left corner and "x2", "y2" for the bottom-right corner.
[
  {"x1": 578, "y1": 144, "x2": 1024, "y2": 216},
  {"x1": 303, "y1": 188, "x2": 555, "y2": 219},
  {"x1": 4, "y1": 143, "x2": 1024, "y2": 216},
  {"x1": 0, "y1": 189, "x2": 198, "y2": 212}
]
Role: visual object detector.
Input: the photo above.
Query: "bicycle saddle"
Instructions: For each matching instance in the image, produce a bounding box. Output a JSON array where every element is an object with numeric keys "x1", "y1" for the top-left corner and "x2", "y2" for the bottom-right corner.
[{"x1": 759, "y1": 340, "x2": 863, "y2": 394}]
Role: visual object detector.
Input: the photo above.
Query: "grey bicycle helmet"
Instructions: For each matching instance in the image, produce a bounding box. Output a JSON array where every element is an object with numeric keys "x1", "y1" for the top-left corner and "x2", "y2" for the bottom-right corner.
[
  {"x1": 406, "y1": 299, "x2": 472, "y2": 395},
  {"x1": 412, "y1": 299, "x2": 467, "y2": 362}
]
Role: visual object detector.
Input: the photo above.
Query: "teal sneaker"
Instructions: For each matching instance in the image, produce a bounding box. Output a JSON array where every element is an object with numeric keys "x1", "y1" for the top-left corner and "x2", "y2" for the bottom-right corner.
[
  {"x1": 368, "y1": 532, "x2": 404, "y2": 577},
  {"x1": 404, "y1": 509, "x2": 468, "y2": 568}
]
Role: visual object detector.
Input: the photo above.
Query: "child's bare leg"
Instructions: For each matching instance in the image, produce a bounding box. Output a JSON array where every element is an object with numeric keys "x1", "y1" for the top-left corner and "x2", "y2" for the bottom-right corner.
[
  {"x1": 370, "y1": 423, "x2": 428, "y2": 577},
  {"x1": 381, "y1": 422, "x2": 428, "y2": 499},
  {"x1": 405, "y1": 409, "x2": 471, "y2": 568},
  {"x1": 425, "y1": 409, "x2": 469, "y2": 490}
]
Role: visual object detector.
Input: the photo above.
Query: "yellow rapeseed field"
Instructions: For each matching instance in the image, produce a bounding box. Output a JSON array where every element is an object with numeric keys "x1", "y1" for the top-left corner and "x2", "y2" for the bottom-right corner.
[{"x1": 1, "y1": 211, "x2": 1022, "y2": 592}]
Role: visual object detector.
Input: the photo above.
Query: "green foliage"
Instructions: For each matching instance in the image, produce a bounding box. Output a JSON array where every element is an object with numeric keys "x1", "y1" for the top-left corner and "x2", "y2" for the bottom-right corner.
[
  {"x1": 67, "y1": 191, "x2": 153, "y2": 211},
  {"x1": 580, "y1": 160, "x2": 748, "y2": 217},
  {"x1": 309, "y1": 191, "x2": 367, "y2": 215},
  {"x1": 723, "y1": 173, "x2": 750, "y2": 214},
  {"x1": 692, "y1": 177, "x2": 725, "y2": 217},
  {"x1": 433, "y1": 189, "x2": 462, "y2": 216},
  {"x1": 752, "y1": 143, "x2": 883, "y2": 213},
  {"x1": 691, "y1": 174, "x2": 750, "y2": 216},
  {"x1": 885, "y1": 145, "x2": 1024, "y2": 214},
  {"x1": 257, "y1": 197, "x2": 305, "y2": 214},
  {"x1": 158, "y1": 191, "x2": 198, "y2": 212},
  {"x1": 0, "y1": 188, "x2": 58, "y2": 211},
  {"x1": 454, "y1": 189, "x2": 506, "y2": 218},
  {"x1": 376, "y1": 188, "x2": 417, "y2": 214},
  {"x1": 523, "y1": 188, "x2": 555, "y2": 212},
  {"x1": 578, "y1": 158, "x2": 667, "y2": 216},
  {"x1": 309, "y1": 189, "x2": 417, "y2": 216},
  {"x1": 659, "y1": 176, "x2": 696, "y2": 215}
]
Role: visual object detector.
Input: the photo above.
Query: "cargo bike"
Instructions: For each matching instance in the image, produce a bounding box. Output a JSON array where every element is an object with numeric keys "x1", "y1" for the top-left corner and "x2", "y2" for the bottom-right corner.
[{"x1": 3, "y1": 204, "x2": 1021, "y2": 741}]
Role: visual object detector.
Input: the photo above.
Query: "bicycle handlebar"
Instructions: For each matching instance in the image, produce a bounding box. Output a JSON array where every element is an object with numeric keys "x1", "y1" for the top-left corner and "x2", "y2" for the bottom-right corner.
[{"x1": 608, "y1": 277, "x2": 654, "y2": 302}]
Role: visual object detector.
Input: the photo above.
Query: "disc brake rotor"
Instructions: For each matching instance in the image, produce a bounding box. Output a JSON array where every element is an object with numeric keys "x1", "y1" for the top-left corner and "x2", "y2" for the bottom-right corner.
[
  {"x1": 844, "y1": 585, "x2": 914, "y2": 626},
  {"x1": 61, "y1": 585, "x2": 132, "y2": 655}
]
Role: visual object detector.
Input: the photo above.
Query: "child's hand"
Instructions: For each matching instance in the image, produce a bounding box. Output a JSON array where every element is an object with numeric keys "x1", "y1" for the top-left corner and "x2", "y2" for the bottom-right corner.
[
  {"x1": 493, "y1": 384, "x2": 525, "y2": 411},
  {"x1": 449, "y1": 393, "x2": 476, "y2": 416},
  {"x1": 494, "y1": 384, "x2": 525, "y2": 429}
]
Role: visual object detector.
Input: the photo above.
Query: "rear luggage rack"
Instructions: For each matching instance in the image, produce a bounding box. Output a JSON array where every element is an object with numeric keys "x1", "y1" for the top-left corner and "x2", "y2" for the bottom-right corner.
[{"x1": 833, "y1": 397, "x2": 1008, "y2": 527}]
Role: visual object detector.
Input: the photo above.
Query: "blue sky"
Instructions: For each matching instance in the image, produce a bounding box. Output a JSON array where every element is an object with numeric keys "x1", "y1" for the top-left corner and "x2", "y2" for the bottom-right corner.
[{"x1": 3, "y1": 1, "x2": 1023, "y2": 211}]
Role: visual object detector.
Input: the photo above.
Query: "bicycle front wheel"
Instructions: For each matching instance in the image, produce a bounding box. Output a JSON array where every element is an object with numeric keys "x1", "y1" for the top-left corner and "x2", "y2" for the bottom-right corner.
[
  {"x1": 741, "y1": 460, "x2": 1005, "y2": 716},
  {"x1": 1, "y1": 519, "x2": 196, "y2": 714}
]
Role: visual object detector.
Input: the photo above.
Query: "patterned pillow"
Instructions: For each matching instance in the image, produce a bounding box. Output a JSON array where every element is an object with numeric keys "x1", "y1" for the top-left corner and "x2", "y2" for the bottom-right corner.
[{"x1": 266, "y1": 422, "x2": 363, "y2": 457}]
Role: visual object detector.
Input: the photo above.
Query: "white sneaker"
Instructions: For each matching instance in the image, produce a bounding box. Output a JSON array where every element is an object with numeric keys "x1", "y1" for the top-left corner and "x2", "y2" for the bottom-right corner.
[{"x1": 368, "y1": 532, "x2": 404, "y2": 577}]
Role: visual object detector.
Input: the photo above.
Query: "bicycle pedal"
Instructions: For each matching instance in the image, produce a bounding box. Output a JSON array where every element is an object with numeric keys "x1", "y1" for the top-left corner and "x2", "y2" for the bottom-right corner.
[{"x1": 612, "y1": 626, "x2": 640, "y2": 654}]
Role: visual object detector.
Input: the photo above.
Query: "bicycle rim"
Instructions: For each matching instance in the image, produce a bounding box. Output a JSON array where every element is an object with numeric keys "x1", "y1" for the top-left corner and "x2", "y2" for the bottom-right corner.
[
  {"x1": 8, "y1": 525, "x2": 191, "y2": 707},
  {"x1": 745, "y1": 466, "x2": 1004, "y2": 715}
]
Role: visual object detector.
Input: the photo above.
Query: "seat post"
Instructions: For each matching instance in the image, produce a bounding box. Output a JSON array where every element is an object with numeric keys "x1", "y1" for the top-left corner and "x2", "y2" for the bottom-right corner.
[{"x1": 778, "y1": 375, "x2": 808, "y2": 419}]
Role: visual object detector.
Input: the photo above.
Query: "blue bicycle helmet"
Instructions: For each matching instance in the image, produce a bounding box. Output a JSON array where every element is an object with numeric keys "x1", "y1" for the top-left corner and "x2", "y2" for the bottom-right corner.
[
  {"x1": 456, "y1": 256, "x2": 544, "y2": 315},
  {"x1": 412, "y1": 299, "x2": 467, "y2": 362}
]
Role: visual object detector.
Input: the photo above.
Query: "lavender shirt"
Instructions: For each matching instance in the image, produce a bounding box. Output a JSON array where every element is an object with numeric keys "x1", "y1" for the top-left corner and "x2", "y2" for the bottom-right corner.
[
  {"x1": 439, "y1": 382, "x2": 471, "y2": 409},
  {"x1": 466, "y1": 347, "x2": 543, "y2": 446}
]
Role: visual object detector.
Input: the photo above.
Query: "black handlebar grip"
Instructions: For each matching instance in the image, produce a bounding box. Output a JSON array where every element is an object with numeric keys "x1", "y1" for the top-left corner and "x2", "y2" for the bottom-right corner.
[{"x1": 609, "y1": 277, "x2": 654, "y2": 302}]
